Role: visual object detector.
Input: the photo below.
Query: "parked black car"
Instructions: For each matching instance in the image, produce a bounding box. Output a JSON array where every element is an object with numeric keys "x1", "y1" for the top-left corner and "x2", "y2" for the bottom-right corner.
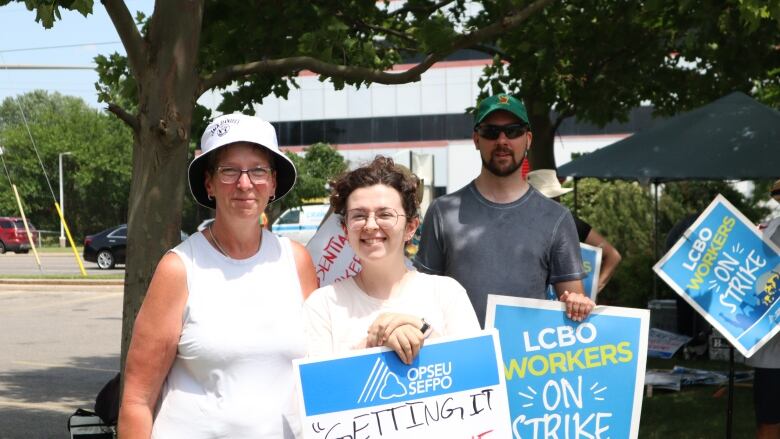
[
  {"x1": 83, "y1": 225, "x2": 127, "y2": 269},
  {"x1": 84, "y1": 225, "x2": 188, "y2": 269}
]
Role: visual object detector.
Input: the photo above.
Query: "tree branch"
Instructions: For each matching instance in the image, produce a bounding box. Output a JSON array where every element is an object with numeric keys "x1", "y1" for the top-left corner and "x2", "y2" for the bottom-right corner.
[
  {"x1": 391, "y1": 0, "x2": 458, "y2": 17},
  {"x1": 553, "y1": 108, "x2": 574, "y2": 133},
  {"x1": 101, "y1": 0, "x2": 146, "y2": 79},
  {"x1": 471, "y1": 44, "x2": 514, "y2": 63},
  {"x1": 349, "y1": 17, "x2": 417, "y2": 45},
  {"x1": 106, "y1": 103, "x2": 140, "y2": 131},
  {"x1": 200, "y1": 0, "x2": 556, "y2": 94}
]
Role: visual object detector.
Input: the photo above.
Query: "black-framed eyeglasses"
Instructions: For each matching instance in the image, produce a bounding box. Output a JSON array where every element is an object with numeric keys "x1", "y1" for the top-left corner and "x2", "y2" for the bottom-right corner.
[
  {"x1": 216, "y1": 166, "x2": 274, "y2": 184},
  {"x1": 475, "y1": 123, "x2": 529, "y2": 140},
  {"x1": 345, "y1": 208, "x2": 407, "y2": 230}
]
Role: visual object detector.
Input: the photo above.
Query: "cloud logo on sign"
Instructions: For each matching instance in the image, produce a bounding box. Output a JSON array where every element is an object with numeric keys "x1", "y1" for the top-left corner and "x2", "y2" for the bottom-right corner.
[
  {"x1": 379, "y1": 373, "x2": 407, "y2": 399},
  {"x1": 357, "y1": 357, "x2": 407, "y2": 403}
]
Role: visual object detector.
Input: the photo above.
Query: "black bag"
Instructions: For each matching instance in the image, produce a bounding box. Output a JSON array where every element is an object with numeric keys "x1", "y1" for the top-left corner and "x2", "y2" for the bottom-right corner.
[
  {"x1": 94, "y1": 373, "x2": 121, "y2": 426},
  {"x1": 67, "y1": 408, "x2": 115, "y2": 439}
]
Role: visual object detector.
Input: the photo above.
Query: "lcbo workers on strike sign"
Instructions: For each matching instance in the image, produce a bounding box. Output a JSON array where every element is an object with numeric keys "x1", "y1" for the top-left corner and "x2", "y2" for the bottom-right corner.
[
  {"x1": 486, "y1": 295, "x2": 649, "y2": 439},
  {"x1": 294, "y1": 331, "x2": 511, "y2": 439},
  {"x1": 654, "y1": 194, "x2": 780, "y2": 357}
]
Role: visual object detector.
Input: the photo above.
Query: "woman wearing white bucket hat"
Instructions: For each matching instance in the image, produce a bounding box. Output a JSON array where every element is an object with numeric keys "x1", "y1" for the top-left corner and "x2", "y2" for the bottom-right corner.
[
  {"x1": 527, "y1": 169, "x2": 622, "y2": 293},
  {"x1": 120, "y1": 113, "x2": 317, "y2": 438}
]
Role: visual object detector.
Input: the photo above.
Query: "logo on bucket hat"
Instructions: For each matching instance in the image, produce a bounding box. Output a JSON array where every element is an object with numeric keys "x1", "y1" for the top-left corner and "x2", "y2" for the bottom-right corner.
[{"x1": 214, "y1": 122, "x2": 231, "y2": 137}]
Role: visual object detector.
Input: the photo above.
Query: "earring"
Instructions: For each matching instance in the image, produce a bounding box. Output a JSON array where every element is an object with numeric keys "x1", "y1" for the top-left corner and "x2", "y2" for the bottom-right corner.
[
  {"x1": 207, "y1": 194, "x2": 214, "y2": 201},
  {"x1": 269, "y1": 194, "x2": 276, "y2": 201}
]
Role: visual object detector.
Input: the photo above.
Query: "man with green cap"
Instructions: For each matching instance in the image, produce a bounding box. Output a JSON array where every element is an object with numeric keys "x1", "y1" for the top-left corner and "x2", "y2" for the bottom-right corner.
[{"x1": 413, "y1": 93, "x2": 594, "y2": 327}]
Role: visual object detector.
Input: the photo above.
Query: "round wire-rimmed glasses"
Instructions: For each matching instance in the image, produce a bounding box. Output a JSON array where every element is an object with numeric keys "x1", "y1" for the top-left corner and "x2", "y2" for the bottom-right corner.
[
  {"x1": 216, "y1": 166, "x2": 273, "y2": 184},
  {"x1": 346, "y1": 208, "x2": 407, "y2": 230}
]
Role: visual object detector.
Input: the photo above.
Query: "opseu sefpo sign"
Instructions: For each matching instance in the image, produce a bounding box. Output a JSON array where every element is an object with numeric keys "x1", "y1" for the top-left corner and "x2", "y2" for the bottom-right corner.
[
  {"x1": 294, "y1": 331, "x2": 511, "y2": 439},
  {"x1": 486, "y1": 295, "x2": 649, "y2": 439}
]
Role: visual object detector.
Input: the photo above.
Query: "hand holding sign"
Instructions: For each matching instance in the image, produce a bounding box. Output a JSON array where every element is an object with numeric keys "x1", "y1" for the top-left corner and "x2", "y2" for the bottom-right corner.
[
  {"x1": 366, "y1": 312, "x2": 423, "y2": 346},
  {"x1": 559, "y1": 290, "x2": 595, "y2": 322},
  {"x1": 385, "y1": 324, "x2": 425, "y2": 365}
]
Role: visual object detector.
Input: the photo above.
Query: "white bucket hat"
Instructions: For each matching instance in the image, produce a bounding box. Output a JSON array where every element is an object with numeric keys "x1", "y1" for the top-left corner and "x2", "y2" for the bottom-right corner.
[
  {"x1": 526, "y1": 169, "x2": 573, "y2": 198},
  {"x1": 188, "y1": 113, "x2": 297, "y2": 209}
]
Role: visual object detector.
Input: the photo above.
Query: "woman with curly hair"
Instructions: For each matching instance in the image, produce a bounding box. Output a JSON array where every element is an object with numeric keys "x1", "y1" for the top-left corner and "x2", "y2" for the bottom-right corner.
[{"x1": 304, "y1": 156, "x2": 479, "y2": 364}]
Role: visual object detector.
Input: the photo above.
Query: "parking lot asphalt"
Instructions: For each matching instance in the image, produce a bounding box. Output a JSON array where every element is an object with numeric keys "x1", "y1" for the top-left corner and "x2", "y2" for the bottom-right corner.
[
  {"x1": 0, "y1": 252, "x2": 125, "y2": 277},
  {"x1": 0, "y1": 283, "x2": 122, "y2": 438}
]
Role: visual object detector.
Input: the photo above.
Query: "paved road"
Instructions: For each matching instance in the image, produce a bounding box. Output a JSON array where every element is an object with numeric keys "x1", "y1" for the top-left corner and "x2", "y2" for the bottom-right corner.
[
  {"x1": 0, "y1": 283, "x2": 122, "y2": 438},
  {"x1": 0, "y1": 252, "x2": 124, "y2": 276}
]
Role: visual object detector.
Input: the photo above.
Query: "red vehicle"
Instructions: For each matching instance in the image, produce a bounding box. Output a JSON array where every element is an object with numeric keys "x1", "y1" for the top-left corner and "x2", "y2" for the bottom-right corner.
[{"x1": 0, "y1": 217, "x2": 35, "y2": 254}]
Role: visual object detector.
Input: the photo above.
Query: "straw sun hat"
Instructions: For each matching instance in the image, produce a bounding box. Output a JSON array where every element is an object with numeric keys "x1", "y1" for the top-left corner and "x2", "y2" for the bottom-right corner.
[{"x1": 526, "y1": 169, "x2": 573, "y2": 198}]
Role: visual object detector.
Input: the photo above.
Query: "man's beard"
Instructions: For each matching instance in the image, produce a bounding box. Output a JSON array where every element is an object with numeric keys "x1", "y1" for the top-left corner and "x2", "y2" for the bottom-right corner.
[{"x1": 481, "y1": 150, "x2": 525, "y2": 177}]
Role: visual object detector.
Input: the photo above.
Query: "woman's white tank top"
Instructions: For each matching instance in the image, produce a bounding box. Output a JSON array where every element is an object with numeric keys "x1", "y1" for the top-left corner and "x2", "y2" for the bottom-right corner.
[{"x1": 151, "y1": 230, "x2": 305, "y2": 439}]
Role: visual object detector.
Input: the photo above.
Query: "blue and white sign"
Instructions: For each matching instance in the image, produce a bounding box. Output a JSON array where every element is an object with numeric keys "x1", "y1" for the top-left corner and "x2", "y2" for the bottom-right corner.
[
  {"x1": 485, "y1": 295, "x2": 649, "y2": 439},
  {"x1": 654, "y1": 195, "x2": 780, "y2": 358},
  {"x1": 581, "y1": 243, "x2": 602, "y2": 300},
  {"x1": 547, "y1": 243, "x2": 603, "y2": 301},
  {"x1": 294, "y1": 331, "x2": 511, "y2": 439},
  {"x1": 647, "y1": 328, "x2": 692, "y2": 359}
]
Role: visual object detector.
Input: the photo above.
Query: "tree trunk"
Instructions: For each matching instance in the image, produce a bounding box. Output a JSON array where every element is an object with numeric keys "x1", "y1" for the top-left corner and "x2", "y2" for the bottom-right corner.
[
  {"x1": 525, "y1": 98, "x2": 557, "y2": 171},
  {"x1": 116, "y1": 0, "x2": 204, "y2": 370}
]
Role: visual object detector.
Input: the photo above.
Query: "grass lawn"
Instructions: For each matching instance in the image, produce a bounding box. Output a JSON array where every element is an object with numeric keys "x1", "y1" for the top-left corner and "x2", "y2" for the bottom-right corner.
[
  {"x1": 639, "y1": 357, "x2": 756, "y2": 438},
  {"x1": 33, "y1": 245, "x2": 84, "y2": 253}
]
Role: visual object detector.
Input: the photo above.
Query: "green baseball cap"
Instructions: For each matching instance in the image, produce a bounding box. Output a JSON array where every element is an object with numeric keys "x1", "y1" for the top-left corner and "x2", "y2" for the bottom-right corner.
[{"x1": 474, "y1": 94, "x2": 530, "y2": 128}]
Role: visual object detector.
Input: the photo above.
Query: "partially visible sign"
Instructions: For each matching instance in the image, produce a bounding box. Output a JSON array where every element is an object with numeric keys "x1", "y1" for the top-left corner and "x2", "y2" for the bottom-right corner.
[
  {"x1": 547, "y1": 243, "x2": 602, "y2": 301},
  {"x1": 305, "y1": 211, "x2": 413, "y2": 288},
  {"x1": 486, "y1": 295, "x2": 649, "y2": 439},
  {"x1": 294, "y1": 331, "x2": 511, "y2": 439},
  {"x1": 580, "y1": 243, "x2": 602, "y2": 300},
  {"x1": 654, "y1": 194, "x2": 780, "y2": 358},
  {"x1": 306, "y1": 212, "x2": 361, "y2": 288},
  {"x1": 647, "y1": 328, "x2": 692, "y2": 359}
]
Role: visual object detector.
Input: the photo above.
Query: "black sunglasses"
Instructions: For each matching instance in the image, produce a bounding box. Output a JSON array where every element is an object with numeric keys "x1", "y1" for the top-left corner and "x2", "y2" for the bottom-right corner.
[{"x1": 475, "y1": 123, "x2": 530, "y2": 140}]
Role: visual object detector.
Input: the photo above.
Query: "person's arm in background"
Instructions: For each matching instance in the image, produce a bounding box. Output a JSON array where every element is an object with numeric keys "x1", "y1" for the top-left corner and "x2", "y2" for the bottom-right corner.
[
  {"x1": 552, "y1": 212, "x2": 594, "y2": 322},
  {"x1": 584, "y1": 228, "x2": 622, "y2": 292}
]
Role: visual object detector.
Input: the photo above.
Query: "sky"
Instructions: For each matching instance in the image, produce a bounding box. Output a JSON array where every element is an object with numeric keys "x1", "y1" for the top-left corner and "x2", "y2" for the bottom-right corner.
[{"x1": 0, "y1": 1, "x2": 154, "y2": 109}]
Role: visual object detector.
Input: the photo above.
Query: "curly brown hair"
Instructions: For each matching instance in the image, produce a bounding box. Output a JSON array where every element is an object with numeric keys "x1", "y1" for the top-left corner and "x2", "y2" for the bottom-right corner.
[{"x1": 330, "y1": 156, "x2": 420, "y2": 220}]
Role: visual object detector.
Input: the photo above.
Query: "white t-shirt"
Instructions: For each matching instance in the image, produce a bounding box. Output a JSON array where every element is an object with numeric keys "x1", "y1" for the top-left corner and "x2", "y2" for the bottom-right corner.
[{"x1": 303, "y1": 272, "x2": 480, "y2": 357}]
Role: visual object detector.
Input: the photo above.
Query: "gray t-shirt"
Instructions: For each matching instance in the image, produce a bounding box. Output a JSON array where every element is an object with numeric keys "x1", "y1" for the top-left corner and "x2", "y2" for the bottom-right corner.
[{"x1": 414, "y1": 182, "x2": 585, "y2": 327}]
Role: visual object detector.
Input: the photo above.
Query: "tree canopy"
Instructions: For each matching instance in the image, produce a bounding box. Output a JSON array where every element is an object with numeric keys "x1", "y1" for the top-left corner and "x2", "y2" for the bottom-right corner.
[
  {"x1": 276, "y1": 143, "x2": 348, "y2": 217},
  {"x1": 6, "y1": 0, "x2": 555, "y2": 368},
  {"x1": 0, "y1": 91, "x2": 133, "y2": 239},
  {"x1": 473, "y1": 0, "x2": 780, "y2": 169}
]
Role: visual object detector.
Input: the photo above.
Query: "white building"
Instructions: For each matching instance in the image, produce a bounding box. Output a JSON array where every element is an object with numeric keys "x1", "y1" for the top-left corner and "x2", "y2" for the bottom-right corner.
[{"x1": 199, "y1": 53, "x2": 648, "y2": 194}]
